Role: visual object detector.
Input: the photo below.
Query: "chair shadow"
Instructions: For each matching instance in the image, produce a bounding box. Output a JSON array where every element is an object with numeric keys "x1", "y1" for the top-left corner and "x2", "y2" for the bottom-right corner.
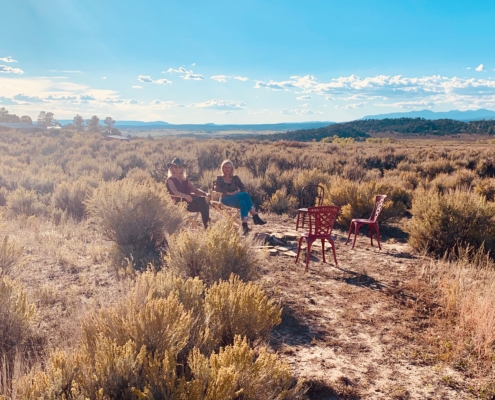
[{"x1": 270, "y1": 304, "x2": 315, "y2": 349}]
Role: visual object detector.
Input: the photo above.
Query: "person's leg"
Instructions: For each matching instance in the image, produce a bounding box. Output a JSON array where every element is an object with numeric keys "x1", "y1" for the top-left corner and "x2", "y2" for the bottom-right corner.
[
  {"x1": 187, "y1": 197, "x2": 209, "y2": 228},
  {"x1": 221, "y1": 193, "x2": 249, "y2": 220}
]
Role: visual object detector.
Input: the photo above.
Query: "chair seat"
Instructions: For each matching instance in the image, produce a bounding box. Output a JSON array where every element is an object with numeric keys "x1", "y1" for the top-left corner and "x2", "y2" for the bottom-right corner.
[
  {"x1": 351, "y1": 219, "x2": 375, "y2": 224},
  {"x1": 300, "y1": 232, "x2": 333, "y2": 240}
]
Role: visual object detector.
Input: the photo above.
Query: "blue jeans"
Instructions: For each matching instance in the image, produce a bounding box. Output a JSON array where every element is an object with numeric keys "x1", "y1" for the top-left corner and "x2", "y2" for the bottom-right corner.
[{"x1": 221, "y1": 192, "x2": 253, "y2": 220}]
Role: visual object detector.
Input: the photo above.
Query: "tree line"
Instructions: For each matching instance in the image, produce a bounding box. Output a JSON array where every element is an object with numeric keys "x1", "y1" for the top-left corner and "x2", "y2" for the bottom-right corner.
[{"x1": 0, "y1": 107, "x2": 119, "y2": 134}]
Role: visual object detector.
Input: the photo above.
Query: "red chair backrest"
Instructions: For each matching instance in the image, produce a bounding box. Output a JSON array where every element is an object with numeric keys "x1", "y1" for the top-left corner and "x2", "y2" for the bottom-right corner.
[
  {"x1": 369, "y1": 195, "x2": 387, "y2": 222},
  {"x1": 308, "y1": 206, "x2": 340, "y2": 236},
  {"x1": 300, "y1": 184, "x2": 325, "y2": 208}
]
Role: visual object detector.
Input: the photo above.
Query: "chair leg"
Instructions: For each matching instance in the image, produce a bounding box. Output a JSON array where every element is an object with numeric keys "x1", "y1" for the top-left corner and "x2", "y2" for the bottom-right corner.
[
  {"x1": 295, "y1": 237, "x2": 304, "y2": 264},
  {"x1": 369, "y1": 224, "x2": 374, "y2": 247},
  {"x1": 374, "y1": 223, "x2": 382, "y2": 250},
  {"x1": 305, "y1": 239, "x2": 314, "y2": 272},
  {"x1": 329, "y1": 238, "x2": 338, "y2": 266},
  {"x1": 321, "y1": 238, "x2": 326, "y2": 263},
  {"x1": 295, "y1": 212, "x2": 300, "y2": 230},
  {"x1": 345, "y1": 222, "x2": 354, "y2": 245},
  {"x1": 352, "y1": 223, "x2": 361, "y2": 249}
]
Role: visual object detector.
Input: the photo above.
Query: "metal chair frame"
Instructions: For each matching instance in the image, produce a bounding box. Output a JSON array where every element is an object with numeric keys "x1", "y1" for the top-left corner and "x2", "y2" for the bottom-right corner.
[{"x1": 296, "y1": 184, "x2": 325, "y2": 230}]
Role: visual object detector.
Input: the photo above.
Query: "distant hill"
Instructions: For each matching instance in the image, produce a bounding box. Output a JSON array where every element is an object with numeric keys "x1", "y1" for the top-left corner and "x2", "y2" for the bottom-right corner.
[
  {"x1": 58, "y1": 120, "x2": 334, "y2": 132},
  {"x1": 258, "y1": 117, "x2": 495, "y2": 142},
  {"x1": 362, "y1": 109, "x2": 495, "y2": 121}
]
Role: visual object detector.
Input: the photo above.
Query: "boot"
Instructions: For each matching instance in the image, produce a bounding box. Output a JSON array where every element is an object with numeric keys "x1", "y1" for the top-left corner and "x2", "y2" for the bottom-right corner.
[
  {"x1": 253, "y1": 214, "x2": 267, "y2": 225},
  {"x1": 242, "y1": 222, "x2": 251, "y2": 235}
]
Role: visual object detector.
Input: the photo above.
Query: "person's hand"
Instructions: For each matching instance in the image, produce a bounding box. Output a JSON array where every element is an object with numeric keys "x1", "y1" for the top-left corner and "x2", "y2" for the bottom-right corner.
[{"x1": 184, "y1": 195, "x2": 193, "y2": 202}]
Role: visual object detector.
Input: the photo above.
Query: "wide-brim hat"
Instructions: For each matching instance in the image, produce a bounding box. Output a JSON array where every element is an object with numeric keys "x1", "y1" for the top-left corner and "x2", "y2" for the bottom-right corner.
[{"x1": 166, "y1": 157, "x2": 187, "y2": 168}]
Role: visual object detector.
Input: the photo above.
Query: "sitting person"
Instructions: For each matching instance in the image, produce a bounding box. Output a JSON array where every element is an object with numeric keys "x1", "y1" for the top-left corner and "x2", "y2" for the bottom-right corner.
[
  {"x1": 214, "y1": 159, "x2": 266, "y2": 234},
  {"x1": 166, "y1": 158, "x2": 210, "y2": 229}
]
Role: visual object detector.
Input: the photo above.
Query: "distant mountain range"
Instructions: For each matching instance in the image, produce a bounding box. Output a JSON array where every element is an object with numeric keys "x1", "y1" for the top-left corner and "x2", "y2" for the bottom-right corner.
[{"x1": 362, "y1": 109, "x2": 495, "y2": 121}]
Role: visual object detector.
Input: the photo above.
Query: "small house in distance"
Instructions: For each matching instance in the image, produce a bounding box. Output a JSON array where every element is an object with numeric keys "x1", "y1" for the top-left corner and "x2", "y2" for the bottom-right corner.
[{"x1": 104, "y1": 134, "x2": 130, "y2": 141}]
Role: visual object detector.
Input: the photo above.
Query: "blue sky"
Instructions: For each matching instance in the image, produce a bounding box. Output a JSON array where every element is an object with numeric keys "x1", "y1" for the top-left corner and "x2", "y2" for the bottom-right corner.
[{"x1": 2, "y1": 0, "x2": 495, "y2": 123}]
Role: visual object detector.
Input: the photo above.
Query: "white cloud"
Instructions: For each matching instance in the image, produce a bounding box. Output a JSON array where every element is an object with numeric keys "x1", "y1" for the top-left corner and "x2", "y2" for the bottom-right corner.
[
  {"x1": 191, "y1": 63, "x2": 196, "y2": 66},
  {"x1": 296, "y1": 95, "x2": 312, "y2": 100},
  {"x1": 150, "y1": 99, "x2": 175, "y2": 108},
  {"x1": 374, "y1": 99, "x2": 434, "y2": 109},
  {"x1": 181, "y1": 73, "x2": 204, "y2": 80},
  {"x1": 211, "y1": 75, "x2": 228, "y2": 82},
  {"x1": 102, "y1": 76, "x2": 107, "y2": 80},
  {"x1": 190, "y1": 99, "x2": 245, "y2": 110},
  {"x1": 0, "y1": 57, "x2": 17, "y2": 63},
  {"x1": 0, "y1": 65, "x2": 24, "y2": 74},
  {"x1": 233, "y1": 76, "x2": 248, "y2": 81},
  {"x1": 466, "y1": 67, "x2": 472, "y2": 70},
  {"x1": 300, "y1": 103, "x2": 310, "y2": 107},
  {"x1": 126, "y1": 99, "x2": 138, "y2": 105},
  {"x1": 165, "y1": 67, "x2": 192, "y2": 74},
  {"x1": 137, "y1": 75, "x2": 171, "y2": 85},
  {"x1": 138, "y1": 75, "x2": 154, "y2": 83},
  {"x1": 12, "y1": 94, "x2": 47, "y2": 103},
  {"x1": 476, "y1": 64, "x2": 485, "y2": 72},
  {"x1": 335, "y1": 102, "x2": 367, "y2": 110},
  {"x1": 132, "y1": 85, "x2": 143, "y2": 89},
  {"x1": 80, "y1": 95, "x2": 96, "y2": 101}
]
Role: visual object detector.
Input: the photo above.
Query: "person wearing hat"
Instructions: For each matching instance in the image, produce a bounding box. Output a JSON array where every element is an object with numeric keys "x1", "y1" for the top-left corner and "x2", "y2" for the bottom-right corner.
[{"x1": 166, "y1": 158, "x2": 210, "y2": 229}]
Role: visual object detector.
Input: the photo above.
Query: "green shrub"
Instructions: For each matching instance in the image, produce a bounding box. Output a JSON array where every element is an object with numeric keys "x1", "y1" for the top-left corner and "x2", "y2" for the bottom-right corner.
[
  {"x1": 165, "y1": 219, "x2": 260, "y2": 284},
  {"x1": 407, "y1": 189, "x2": 495, "y2": 258},
  {"x1": 86, "y1": 177, "x2": 183, "y2": 269}
]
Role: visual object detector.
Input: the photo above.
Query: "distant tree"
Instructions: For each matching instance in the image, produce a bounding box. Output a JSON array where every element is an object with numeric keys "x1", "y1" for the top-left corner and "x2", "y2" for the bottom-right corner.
[
  {"x1": 103, "y1": 117, "x2": 116, "y2": 135},
  {"x1": 73, "y1": 114, "x2": 84, "y2": 132},
  {"x1": 37, "y1": 111, "x2": 46, "y2": 127},
  {"x1": 20, "y1": 115, "x2": 33, "y2": 124},
  {"x1": 45, "y1": 112, "x2": 56, "y2": 127},
  {"x1": 0, "y1": 107, "x2": 21, "y2": 123},
  {"x1": 86, "y1": 115, "x2": 100, "y2": 133}
]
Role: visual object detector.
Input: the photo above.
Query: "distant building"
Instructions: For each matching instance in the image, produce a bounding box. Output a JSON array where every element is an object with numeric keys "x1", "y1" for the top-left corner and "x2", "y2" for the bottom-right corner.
[{"x1": 104, "y1": 135, "x2": 130, "y2": 141}]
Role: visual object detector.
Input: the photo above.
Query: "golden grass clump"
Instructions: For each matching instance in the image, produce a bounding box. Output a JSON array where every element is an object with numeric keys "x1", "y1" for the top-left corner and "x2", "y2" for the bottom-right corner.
[
  {"x1": 165, "y1": 219, "x2": 260, "y2": 284},
  {"x1": 407, "y1": 189, "x2": 495, "y2": 258},
  {"x1": 16, "y1": 272, "x2": 298, "y2": 400},
  {"x1": 420, "y1": 251, "x2": 495, "y2": 370},
  {"x1": 86, "y1": 177, "x2": 184, "y2": 269}
]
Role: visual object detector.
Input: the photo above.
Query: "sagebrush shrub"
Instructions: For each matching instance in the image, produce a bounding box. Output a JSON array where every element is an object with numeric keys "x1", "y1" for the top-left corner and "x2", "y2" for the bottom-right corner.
[
  {"x1": 6, "y1": 188, "x2": 45, "y2": 217},
  {"x1": 262, "y1": 186, "x2": 298, "y2": 215},
  {"x1": 86, "y1": 177, "x2": 184, "y2": 269},
  {"x1": 407, "y1": 189, "x2": 495, "y2": 257},
  {"x1": 16, "y1": 272, "x2": 298, "y2": 400},
  {"x1": 165, "y1": 219, "x2": 260, "y2": 284},
  {"x1": 52, "y1": 178, "x2": 95, "y2": 220}
]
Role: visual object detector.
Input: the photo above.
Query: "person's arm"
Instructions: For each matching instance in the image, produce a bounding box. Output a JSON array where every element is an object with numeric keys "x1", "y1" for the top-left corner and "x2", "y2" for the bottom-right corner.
[
  {"x1": 235, "y1": 176, "x2": 246, "y2": 192},
  {"x1": 167, "y1": 179, "x2": 193, "y2": 202},
  {"x1": 187, "y1": 181, "x2": 209, "y2": 197}
]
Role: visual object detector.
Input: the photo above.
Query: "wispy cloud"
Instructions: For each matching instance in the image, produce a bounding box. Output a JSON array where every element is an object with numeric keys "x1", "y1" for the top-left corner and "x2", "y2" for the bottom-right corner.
[
  {"x1": 335, "y1": 102, "x2": 367, "y2": 109},
  {"x1": 0, "y1": 65, "x2": 24, "y2": 74},
  {"x1": 12, "y1": 94, "x2": 47, "y2": 103},
  {"x1": 165, "y1": 67, "x2": 192, "y2": 74},
  {"x1": 189, "y1": 99, "x2": 245, "y2": 110},
  {"x1": 211, "y1": 75, "x2": 228, "y2": 82},
  {"x1": 102, "y1": 76, "x2": 107, "y2": 80},
  {"x1": 181, "y1": 73, "x2": 204, "y2": 80},
  {"x1": 137, "y1": 75, "x2": 172, "y2": 84},
  {"x1": 296, "y1": 95, "x2": 312, "y2": 100},
  {"x1": 281, "y1": 108, "x2": 323, "y2": 115},
  {"x1": 475, "y1": 64, "x2": 485, "y2": 72},
  {"x1": 233, "y1": 76, "x2": 248, "y2": 81},
  {"x1": 132, "y1": 85, "x2": 143, "y2": 89},
  {"x1": 0, "y1": 57, "x2": 17, "y2": 63}
]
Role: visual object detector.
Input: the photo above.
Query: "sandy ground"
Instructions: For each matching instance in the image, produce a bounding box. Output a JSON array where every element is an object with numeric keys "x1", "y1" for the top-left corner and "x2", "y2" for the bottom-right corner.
[{"x1": 6, "y1": 212, "x2": 481, "y2": 399}]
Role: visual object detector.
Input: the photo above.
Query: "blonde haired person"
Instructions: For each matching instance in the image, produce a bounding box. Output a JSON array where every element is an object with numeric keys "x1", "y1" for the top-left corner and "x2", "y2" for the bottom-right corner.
[
  {"x1": 214, "y1": 159, "x2": 266, "y2": 234},
  {"x1": 166, "y1": 158, "x2": 210, "y2": 229}
]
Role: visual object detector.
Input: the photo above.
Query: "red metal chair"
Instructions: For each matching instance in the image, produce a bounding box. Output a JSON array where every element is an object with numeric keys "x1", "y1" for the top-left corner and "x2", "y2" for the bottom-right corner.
[
  {"x1": 345, "y1": 195, "x2": 387, "y2": 250},
  {"x1": 295, "y1": 184, "x2": 325, "y2": 230},
  {"x1": 295, "y1": 205, "x2": 340, "y2": 271}
]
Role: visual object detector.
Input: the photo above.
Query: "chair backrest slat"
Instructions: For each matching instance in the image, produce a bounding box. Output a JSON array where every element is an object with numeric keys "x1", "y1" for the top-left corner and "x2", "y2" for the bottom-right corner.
[
  {"x1": 308, "y1": 205, "x2": 340, "y2": 236},
  {"x1": 369, "y1": 195, "x2": 387, "y2": 222},
  {"x1": 300, "y1": 184, "x2": 325, "y2": 208}
]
